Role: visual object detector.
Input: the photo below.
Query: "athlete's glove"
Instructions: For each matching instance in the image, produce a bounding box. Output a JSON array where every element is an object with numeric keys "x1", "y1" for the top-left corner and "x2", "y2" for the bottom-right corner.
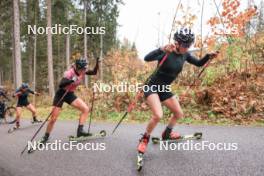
[
  {"x1": 208, "y1": 51, "x2": 219, "y2": 59},
  {"x1": 161, "y1": 44, "x2": 176, "y2": 53}
]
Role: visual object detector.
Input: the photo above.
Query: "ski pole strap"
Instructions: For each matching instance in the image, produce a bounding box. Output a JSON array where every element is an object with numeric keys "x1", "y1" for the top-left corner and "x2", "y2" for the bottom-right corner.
[{"x1": 88, "y1": 90, "x2": 95, "y2": 134}]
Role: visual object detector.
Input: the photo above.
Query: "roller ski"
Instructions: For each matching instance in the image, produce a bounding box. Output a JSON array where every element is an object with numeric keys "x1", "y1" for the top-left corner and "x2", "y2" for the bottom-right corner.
[
  {"x1": 136, "y1": 133, "x2": 149, "y2": 171},
  {"x1": 151, "y1": 131, "x2": 202, "y2": 144},
  {"x1": 31, "y1": 117, "x2": 42, "y2": 124},
  {"x1": 27, "y1": 135, "x2": 48, "y2": 154},
  {"x1": 8, "y1": 119, "x2": 41, "y2": 134},
  {"x1": 8, "y1": 121, "x2": 20, "y2": 133},
  {"x1": 68, "y1": 130, "x2": 106, "y2": 142},
  {"x1": 7, "y1": 126, "x2": 20, "y2": 133}
]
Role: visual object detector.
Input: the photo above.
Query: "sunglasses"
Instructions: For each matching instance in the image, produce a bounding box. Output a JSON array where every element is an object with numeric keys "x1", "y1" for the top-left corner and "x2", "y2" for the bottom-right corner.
[{"x1": 179, "y1": 43, "x2": 191, "y2": 48}]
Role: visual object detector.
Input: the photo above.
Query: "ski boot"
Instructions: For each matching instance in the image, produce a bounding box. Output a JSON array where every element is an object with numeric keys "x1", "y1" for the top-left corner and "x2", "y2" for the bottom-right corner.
[
  {"x1": 27, "y1": 133, "x2": 49, "y2": 154},
  {"x1": 39, "y1": 133, "x2": 49, "y2": 144},
  {"x1": 162, "y1": 128, "x2": 181, "y2": 140},
  {"x1": 77, "y1": 125, "x2": 92, "y2": 137},
  {"x1": 137, "y1": 133, "x2": 150, "y2": 154},
  {"x1": 32, "y1": 116, "x2": 42, "y2": 124}
]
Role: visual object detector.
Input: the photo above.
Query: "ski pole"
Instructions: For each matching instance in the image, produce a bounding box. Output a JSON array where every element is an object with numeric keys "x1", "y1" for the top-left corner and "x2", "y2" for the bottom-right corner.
[
  {"x1": 182, "y1": 51, "x2": 219, "y2": 97},
  {"x1": 111, "y1": 91, "x2": 144, "y2": 134},
  {"x1": 111, "y1": 53, "x2": 169, "y2": 135},
  {"x1": 87, "y1": 90, "x2": 95, "y2": 134},
  {"x1": 20, "y1": 88, "x2": 70, "y2": 156},
  {"x1": 191, "y1": 58, "x2": 213, "y2": 86},
  {"x1": 87, "y1": 57, "x2": 100, "y2": 134},
  {"x1": 191, "y1": 51, "x2": 220, "y2": 86}
]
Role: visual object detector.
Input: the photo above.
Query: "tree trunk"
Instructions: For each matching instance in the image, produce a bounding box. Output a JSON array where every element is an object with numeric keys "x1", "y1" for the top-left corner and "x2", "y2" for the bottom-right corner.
[
  {"x1": 65, "y1": 7, "x2": 70, "y2": 69},
  {"x1": 66, "y1": 33, "x2": 70, "y2": 69},
  {"x1": 28, "y1": 38, "x2": 33, "y2": 84},
  {"x1": 47, "y1": 0, "x2": 55, "y2": 97},
  {"x1": 33, "y1": 14, "x2": 37, "y2": 105},
  {"x1": 12, "y1": 2, "x2": 16, "y2": 89},
  {"x1": 33, "y1": 0, "x2": 39, "y2": 105},
  {"x1": 27, "y1": 0, "x2": 33, "y2": 84},
  {"x1": 33, "y1": 34, "x2": 37, "y2": 105},
  {"x1": 13, "y1": 0, "x2": 22, "y2": 88},
  {"x1": 0, "y1": 69, "x2": 2, "y2": 85},
  {"x1": 57, "y1": 35, "x2": 60, "y2": 85},
  {"x1": 84, "y1": 2, "x2": 88, "y2": 87},
  {"x1": 12, "y1": 43, "x2": 16, "y2": 89},
  {"x1": 99, "y1": 33, "x2": 103, "y2": 81}
]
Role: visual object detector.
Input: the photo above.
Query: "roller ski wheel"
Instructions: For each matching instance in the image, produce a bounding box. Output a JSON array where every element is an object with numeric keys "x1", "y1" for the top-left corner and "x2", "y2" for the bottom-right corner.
[{"x1": 137, "y1": 152, "x2": 144, "y2": 172}]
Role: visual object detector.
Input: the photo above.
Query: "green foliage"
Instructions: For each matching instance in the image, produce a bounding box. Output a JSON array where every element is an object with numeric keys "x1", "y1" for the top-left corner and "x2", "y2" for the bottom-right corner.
[
  {"x1": 226, "y1": 43, "x2": 243, "y2": 71},
  {"x1": 202, "y1": 67, "x2": 219, "y2": 86},
  {"x1": 207, "y1": 110, "x2": 217, "y2": 120},
  {"x1": 0, "y1": 0, "x2": 13, "y2": 82},
  {"x1": 178, "y1": 117, "x2": 194, "y2": 124}
]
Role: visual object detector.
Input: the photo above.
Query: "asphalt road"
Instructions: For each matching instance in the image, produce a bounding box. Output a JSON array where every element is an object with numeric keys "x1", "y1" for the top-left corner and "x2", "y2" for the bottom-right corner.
[{"x1": 0, "y1": 120, "x2": 264, "y2": 176}]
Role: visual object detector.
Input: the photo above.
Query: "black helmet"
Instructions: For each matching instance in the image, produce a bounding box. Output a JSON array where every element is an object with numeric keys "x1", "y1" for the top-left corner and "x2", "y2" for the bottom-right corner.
[
  {"x1": 21, "y1": 83, "x2": 29, "y2": 89},
  {"x1": 173, "y1": 28, "x2": 195, "y2": 47},
  {"x1": 75, "y1": 58, "x2": 87, "y2": 70}
]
